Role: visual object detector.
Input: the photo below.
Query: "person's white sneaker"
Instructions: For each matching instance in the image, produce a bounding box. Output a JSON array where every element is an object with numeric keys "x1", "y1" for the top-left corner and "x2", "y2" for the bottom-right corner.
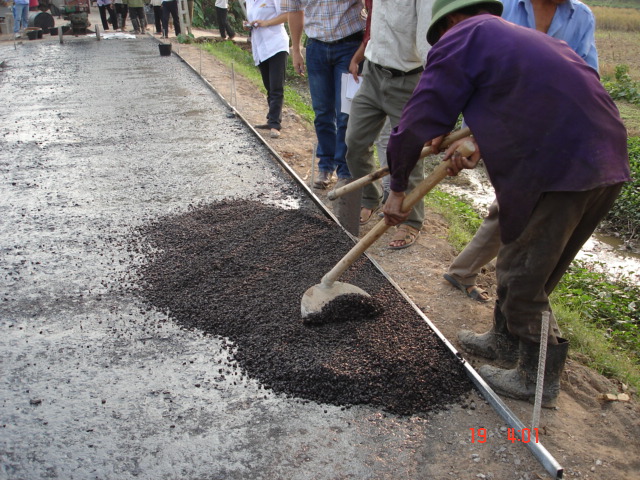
[{"x1": 15, "y1": 32, "x2": 21, "y2": 39}]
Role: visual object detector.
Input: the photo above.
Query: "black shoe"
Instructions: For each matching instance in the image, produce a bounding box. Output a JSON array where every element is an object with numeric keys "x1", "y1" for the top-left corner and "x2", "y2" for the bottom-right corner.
[{"x1": 254, "y1": 124, "x2": 270, "y2": 130}]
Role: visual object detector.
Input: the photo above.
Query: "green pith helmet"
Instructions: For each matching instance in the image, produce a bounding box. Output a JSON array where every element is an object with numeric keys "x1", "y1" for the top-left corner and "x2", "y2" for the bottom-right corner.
[{"x1": 427, "y1": 0, "x2": 503, "y2": 46}]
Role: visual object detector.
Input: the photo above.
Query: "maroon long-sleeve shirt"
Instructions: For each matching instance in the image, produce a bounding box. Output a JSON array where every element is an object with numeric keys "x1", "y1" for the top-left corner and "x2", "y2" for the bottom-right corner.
[{"x1": 387, "y1": 15, "x2": 630, "y2": 243}]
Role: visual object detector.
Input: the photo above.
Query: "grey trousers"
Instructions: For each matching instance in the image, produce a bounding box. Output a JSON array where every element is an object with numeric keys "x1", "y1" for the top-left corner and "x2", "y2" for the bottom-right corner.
[
  {"x1": 497, "y1": 184, "x2": 623, "y2": 343},
  {"x1": 345, "y1": 60, "x2": 425, "y2": 230},
  {"x1": 447, "y1": 198, "x2": 501, "y2": 286}
]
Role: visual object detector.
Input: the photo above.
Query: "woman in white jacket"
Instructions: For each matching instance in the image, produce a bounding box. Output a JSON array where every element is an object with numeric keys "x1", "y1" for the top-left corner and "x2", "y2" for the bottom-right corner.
[{"x1": 246, "y1": 0, "x2": 290, "y2": 138}]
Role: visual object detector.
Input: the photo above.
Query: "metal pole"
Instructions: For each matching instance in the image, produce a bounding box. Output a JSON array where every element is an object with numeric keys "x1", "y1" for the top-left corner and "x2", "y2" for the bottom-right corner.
[
  {"x1": 532, "y1": 311, "x2": 550, "y2": 430},
  {"x1": 310, "y1": 142, "x2": 317, "y2": 189},
  {"x1": 230, "y1": 62, "x2": 237, "y2": 109}
]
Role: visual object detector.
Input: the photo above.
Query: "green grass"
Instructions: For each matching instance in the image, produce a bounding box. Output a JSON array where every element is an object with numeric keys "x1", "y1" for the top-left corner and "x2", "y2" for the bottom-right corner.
[
  {"x1": 551, "y1": 260, "x2": 640, "y2": 391},
  {"x1": 423, "y1": 188, "x2": 483, "y2": 252},
  {"x1": 587, "y1": 0, "x2": 640, "y2": 10},
  {"x1": 602, "y1": 136, "x2": 640, "y2": 240},
  {"x1": 551, "y1": 302, "x2": 640, "y2": 390},
  {"x1": 201, "y1": 41, "x2": 315, "y2": 124}
]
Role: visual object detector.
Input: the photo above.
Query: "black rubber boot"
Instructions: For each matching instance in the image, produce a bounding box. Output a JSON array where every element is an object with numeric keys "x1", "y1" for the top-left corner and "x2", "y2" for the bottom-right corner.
[
  {"x1": 457, "y1": 301, "x2": 518, "y2": 367},
  {"x1": 478, "y1": 338, "x2": 569, "y2": 408},
  {"x1": 131, "y1": 17, "x2": 140, "y2": 33}
]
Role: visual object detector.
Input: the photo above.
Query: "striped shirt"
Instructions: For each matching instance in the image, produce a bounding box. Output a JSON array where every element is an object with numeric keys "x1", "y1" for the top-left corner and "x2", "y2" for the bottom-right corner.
[{"x1": 281, "y1": 0, "x2": 365, "y2": 42}]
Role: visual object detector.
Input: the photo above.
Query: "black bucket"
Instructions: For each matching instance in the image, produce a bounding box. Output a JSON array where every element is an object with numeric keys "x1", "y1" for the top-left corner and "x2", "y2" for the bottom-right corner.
[
  {"x1": 159, "y1": 44, "x2": 172, "y2": 56},
  {"x1": 28, "y1": 11, "x2": 54, "y2": 33},
  {"x1": 25, "y1": 28, "x2": 41, "y2": 40}
]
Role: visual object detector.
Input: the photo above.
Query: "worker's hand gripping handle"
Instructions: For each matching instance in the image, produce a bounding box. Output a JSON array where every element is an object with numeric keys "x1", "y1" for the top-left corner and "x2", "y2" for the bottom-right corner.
[
  {"x1": 326, "y1": 127, "x2": 472, "y2": 201},
  {"x1": 321, "y1": 140, "x2": 476, "y2": 288}
]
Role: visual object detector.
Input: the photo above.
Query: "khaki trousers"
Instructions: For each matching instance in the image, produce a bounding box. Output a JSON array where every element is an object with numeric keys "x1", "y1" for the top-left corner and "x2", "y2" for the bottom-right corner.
[{"x1": 345, "y1": 60, "x2": 425, "y2": 230}]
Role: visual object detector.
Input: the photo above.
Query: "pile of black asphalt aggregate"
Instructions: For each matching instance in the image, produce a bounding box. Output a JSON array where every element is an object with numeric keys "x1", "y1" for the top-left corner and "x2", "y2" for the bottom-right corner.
[{"x1": 132, "y1": 199, "x2": 474, "y2": 416}]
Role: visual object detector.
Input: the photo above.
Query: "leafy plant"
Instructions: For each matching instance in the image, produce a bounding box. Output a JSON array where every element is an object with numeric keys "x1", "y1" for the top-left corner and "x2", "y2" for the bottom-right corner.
[
  {"x1": 603, "y1": 64, "x2": 640, "y2": 105},
  {"x1": 177, "y1": 32, "x2": 196, "y2": 44},
  {"x1": 603, "y1": 136, "x2": 640, "y2": 240},
  {"x1": 196, "y1": 0, "x2": 246, "y2": 31},
  {"x1": 552, "y1": 260, "x2": 640, "y2": 366}
]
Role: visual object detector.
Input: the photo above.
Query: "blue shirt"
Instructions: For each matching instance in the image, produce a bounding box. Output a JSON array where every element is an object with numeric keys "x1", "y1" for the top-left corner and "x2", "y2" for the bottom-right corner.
[
  {"x1": 501, "y1": 0, "x2": 598, "y2": 70},
  {"x1": 387, "y1": 15, "x2": 629, "y2": 243}
]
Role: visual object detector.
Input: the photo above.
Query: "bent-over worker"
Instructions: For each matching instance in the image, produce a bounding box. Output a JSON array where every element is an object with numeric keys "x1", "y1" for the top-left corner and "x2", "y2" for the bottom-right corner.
[{"x1": 383, "y1": 0, "x2": 630, "y2": 407}]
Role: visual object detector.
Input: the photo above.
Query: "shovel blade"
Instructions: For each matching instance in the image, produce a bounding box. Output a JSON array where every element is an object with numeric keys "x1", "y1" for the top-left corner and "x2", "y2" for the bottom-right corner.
[{"x1": 301, "y1": 281, "x2": 370, "y2": 319}]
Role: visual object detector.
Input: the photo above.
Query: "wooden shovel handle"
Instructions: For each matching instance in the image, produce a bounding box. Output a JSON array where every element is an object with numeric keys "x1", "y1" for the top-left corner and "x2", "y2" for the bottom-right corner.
[
  {"x1": 321, "y1": 139, "x2": 476, "y2": 287},
  {"x1": 326, "y1": 127, "x2": 472, "y2": 200}
]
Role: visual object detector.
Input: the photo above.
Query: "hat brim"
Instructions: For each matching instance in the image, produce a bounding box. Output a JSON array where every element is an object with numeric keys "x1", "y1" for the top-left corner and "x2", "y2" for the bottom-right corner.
[{"x1": 427, "y1": 0, "x2": 503, "y2": 46}]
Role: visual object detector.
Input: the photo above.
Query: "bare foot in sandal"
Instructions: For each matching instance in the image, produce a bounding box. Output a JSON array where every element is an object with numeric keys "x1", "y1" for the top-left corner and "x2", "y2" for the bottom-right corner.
[
  {"x1": 443, "y1": 273, "x2": 491, "y2": 303},
  {"x1": 388, "y1": 224, "x2": 420, "y2": 249},
  {"x1": 360, "y1": 206, "x2": 379, "y2": 225}
]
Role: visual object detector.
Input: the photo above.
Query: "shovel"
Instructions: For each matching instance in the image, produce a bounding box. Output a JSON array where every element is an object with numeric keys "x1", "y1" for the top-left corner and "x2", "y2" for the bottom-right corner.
[
  {"x1": 301, "y1": 139, "x2": 476, "y2": 320},
  {"x1": 327, "y1": 127, "x2": 471, "y2": 201}
]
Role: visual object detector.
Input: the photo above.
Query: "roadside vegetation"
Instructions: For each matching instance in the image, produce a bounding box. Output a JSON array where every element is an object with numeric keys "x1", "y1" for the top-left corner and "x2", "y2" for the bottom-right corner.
[{"x1": 192, "y1": 2, "x2": 640, "y2": 392}]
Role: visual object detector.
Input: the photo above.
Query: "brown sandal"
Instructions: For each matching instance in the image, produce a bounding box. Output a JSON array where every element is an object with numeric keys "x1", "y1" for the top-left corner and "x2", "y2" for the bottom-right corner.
[
  {"x1": 388, "y1": 224, "x2": 420, "y2": 250},
  {"x1": 360, "y1": 206, "x2": 380, "y2": 225}
]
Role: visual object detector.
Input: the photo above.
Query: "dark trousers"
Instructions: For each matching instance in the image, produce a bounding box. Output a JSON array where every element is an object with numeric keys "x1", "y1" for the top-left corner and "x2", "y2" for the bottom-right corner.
[
  {"x1": 129, "y1": 6, "x2": 145, "y2": 30},
  {"x1": 114, "y1": 3, "x2": 127, "y2": 29},
  {"x1": 98, "y1": 4, "x2": 116, "y2": 30},
  {"x1": 258, "y1": 51, "x2": 287, "y2": 130},
  {"x1": 496, "y1": 183, "x2": 624, "y2": 343},
  {"x1": 153, "y1": 5, "x2": 162, "y2": 33},
  {"x1": 162, "y1": 0, "x2": 181, "y2": 36},
  {"x1": 215, "y1": 6, "x2": 234, "y2": 39}
]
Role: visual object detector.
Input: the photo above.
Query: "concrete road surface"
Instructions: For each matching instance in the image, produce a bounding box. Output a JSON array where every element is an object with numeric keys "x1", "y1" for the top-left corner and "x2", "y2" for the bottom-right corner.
[{"x1": 0, "y1": 36, "x2": 546, "y2": 480}]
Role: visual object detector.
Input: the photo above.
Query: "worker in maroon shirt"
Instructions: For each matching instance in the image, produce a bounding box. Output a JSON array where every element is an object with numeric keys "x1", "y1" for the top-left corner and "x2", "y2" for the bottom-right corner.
[{"x1": 383, "y1": 0, "x2": 630, "y2": 408}]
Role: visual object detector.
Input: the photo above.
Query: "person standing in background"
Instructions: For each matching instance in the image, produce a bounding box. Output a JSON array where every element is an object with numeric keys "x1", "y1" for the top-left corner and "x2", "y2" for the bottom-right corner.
[
  {"x1": 13, "y1": 0, "x2": 29, "y2": 38},
  {"x1": 97, "y1": 0, "x2": 117, "y2": 31},
  {"x1": 282, "y1": 0, "x2": 366, "y2": 189},
  {"x1": 246, "y1": 0, "x2": 290, "y2": 139},
  {"x1": 124, "y1": 0, "x2": 147, "y2": 34},
  {"x1": 162, "y1": 0, "x2": 181, "y2": 37},
  {"x1": 151, "y1": 0, "x2": 163, "y2": 34},
  {"x1": 113, "y1": 0, "x2": 128, "y2": 31},
  {"x1": 345, "y1": 0, "x2": 431, "y2": 248},
  {"x1": 215, "y1": 0, "x2": 236, "y2": 40}
]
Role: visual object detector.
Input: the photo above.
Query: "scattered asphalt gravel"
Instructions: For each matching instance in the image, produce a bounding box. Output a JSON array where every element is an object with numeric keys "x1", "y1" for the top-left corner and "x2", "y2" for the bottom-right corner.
[{"x1": 131, "y1": 199, "x2": 473, "y2": 416}]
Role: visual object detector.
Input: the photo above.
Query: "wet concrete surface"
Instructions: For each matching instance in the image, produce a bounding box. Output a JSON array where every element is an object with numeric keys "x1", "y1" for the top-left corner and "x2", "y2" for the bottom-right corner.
[{"x1": 0, "y1": 38, "x2": 545, "y2": 479}]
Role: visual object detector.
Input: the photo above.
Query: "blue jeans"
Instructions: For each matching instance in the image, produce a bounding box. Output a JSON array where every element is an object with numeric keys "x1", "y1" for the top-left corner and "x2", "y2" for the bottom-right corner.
[
  {"x1": 13, "y1": 3, "x2": 29, "y2": 33},
  {"x1": 306, "y1": 38, "x2": 359, "y2": 179}
]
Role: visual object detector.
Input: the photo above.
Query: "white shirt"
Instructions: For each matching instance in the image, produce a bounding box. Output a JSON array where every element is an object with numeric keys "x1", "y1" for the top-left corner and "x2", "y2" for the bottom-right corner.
[
  {"x1": 364, "y1": 0, "x2": 432, "y2": 71},
  {"x1": 215, "y1": 0, "x2": 229, "y2": 7},
  {"x1": 246, "y1": 0, "x2": 290, "y2": 64}
]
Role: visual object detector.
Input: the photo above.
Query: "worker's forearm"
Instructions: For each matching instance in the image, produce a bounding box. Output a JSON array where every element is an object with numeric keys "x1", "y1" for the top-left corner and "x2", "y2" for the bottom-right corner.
[{"x1": 288, "y1": 11, "x2": 304, "y2": 54}]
